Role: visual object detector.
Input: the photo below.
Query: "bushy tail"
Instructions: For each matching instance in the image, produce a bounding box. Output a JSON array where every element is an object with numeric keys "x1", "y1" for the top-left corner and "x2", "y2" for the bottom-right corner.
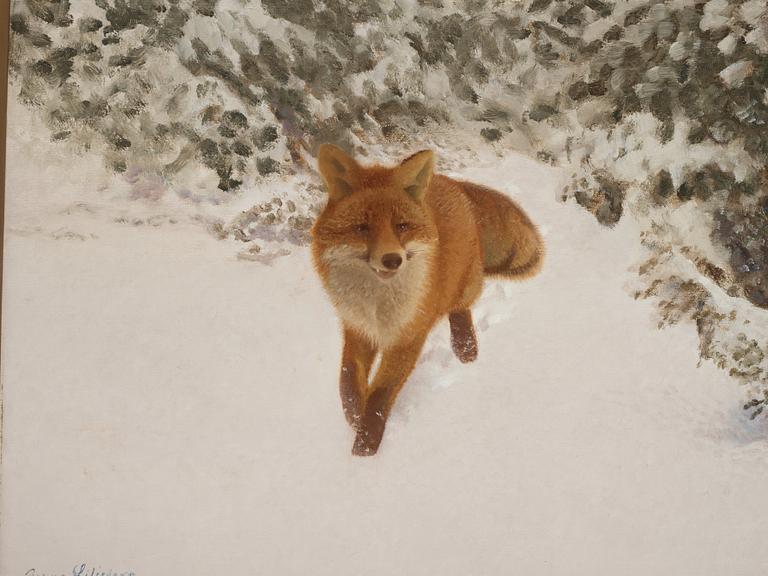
[{"x1": 459, "y1": 181, "x2": 545, "y2": 280}]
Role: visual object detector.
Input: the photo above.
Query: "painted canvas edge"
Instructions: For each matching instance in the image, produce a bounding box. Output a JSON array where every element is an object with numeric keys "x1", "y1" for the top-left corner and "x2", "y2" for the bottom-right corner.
[{"x1": 0, "y1": 0, "x2": 8, "y2": 466}]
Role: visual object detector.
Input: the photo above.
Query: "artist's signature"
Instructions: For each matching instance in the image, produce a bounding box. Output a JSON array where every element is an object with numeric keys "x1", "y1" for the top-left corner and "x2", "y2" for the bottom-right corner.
[{"x1": 25, "y1": 564, "x2": 135, "y2": 576}]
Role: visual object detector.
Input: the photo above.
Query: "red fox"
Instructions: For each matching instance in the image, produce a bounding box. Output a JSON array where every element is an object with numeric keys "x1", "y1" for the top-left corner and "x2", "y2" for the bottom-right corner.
[{"x1": 311, "y1": 145, "x2": 544, "y2": 456}]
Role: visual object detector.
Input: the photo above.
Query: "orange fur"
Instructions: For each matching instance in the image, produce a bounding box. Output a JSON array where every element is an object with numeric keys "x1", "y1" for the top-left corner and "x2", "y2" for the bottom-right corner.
[{"x1": 311, "y1": 145, "x2": 544, "y2": 455}]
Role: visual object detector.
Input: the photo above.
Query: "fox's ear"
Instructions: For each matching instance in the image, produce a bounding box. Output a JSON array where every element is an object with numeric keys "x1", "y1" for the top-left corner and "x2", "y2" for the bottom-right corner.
[
  {"x1": 397, "y1": 150, "x2": 435, "y2": 202},
  {"x1": 317, "y1": 144, "x2": 360, "y2": 201}
]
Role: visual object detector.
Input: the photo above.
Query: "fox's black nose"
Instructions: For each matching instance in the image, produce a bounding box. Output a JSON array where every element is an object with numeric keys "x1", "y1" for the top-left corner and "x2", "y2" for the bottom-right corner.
[{"x1": 381, "y1": 253, "x2": 403, "y2": 270}]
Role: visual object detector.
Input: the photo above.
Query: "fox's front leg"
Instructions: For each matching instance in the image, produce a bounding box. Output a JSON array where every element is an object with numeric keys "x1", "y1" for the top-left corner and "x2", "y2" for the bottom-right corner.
[
  {"x1": 340, "y1": 328, "x2": 377, "y2": 428},
  {"x1": 352, "y1": 334, "x2": 427, "y2": 456}
]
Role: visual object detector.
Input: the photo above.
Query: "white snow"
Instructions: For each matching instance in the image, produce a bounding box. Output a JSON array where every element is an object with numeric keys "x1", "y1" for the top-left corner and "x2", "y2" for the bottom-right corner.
[
  {"x1": 717, "y1": 33, "x2": 738, "y2": 56},
  {"x1": 720, "y1": 60, "x2": 754, "y2": 88},
  {"x1": 2, "y1": 137, "x2": 768, "y2": 575}
]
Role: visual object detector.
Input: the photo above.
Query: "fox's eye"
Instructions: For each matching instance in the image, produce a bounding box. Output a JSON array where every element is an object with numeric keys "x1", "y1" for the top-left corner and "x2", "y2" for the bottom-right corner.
[
  {"x1": 355, "y1": 223, "x2": 369, "y2": 233},
  {"x1": 396, "y1": 222, "x2": 411, "y2": 233}
]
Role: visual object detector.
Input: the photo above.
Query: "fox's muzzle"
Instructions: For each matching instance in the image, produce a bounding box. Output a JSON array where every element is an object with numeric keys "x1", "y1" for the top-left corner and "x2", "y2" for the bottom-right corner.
[{"x1": 369, "y1": 249, "x2": 406, "y2": 280}]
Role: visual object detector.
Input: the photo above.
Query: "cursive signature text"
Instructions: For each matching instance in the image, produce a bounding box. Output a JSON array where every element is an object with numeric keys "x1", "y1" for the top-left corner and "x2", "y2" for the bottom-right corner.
[{"x1": 25, "y1": 564, "x2": 135, "y2": 576}]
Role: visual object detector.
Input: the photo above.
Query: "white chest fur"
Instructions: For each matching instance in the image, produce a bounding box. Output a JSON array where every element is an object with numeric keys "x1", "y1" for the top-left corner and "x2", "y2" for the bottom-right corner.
[{"x1": 321, "y1": 245, "x2": 432, "y2": 349}]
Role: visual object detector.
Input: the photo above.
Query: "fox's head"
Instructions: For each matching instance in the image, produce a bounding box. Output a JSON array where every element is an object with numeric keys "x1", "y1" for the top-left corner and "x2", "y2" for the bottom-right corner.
[{"x1": 312, "y1": 144, "x2": 438, "y2": 281}]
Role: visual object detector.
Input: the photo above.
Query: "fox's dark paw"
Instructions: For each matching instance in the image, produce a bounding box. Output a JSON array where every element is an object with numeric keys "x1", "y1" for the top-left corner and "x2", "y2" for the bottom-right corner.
[
  {"x1": 352, "y1": 436, "x2": 379, "y2": 456},
  {"x1": 449, "y1": 310, "x2": 478, "y2": 363},
  {"x1": 451, "y1": 336, "x2": 478, "y2": 363},
  {"x1": 352, "y1": 429, "x2": 382, "y2": 456},
  {"x1": 352, "y1": 412, "x2": 386, "y2": 456}
]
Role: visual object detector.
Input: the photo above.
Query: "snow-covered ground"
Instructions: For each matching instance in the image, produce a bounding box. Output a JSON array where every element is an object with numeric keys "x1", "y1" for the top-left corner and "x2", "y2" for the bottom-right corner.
[{"x1": 3, "y1": 135, "x2": 768, "y2": 574}]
